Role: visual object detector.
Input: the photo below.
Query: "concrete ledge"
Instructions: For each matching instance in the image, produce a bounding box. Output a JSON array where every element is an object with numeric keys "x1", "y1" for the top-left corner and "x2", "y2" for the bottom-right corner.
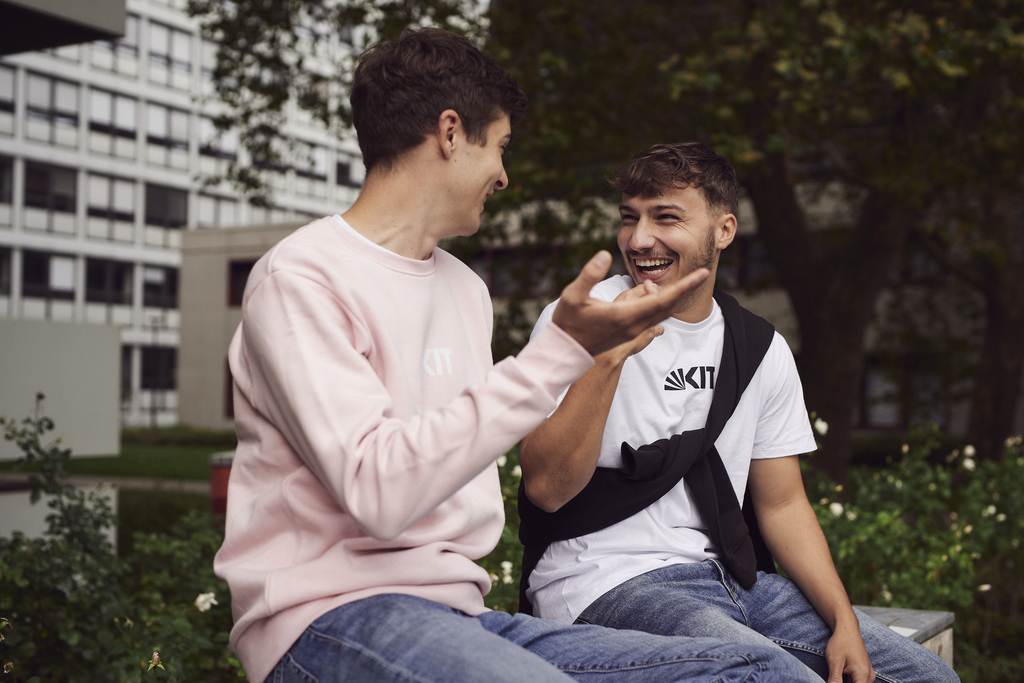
[{"x1": 856, "y1": 605, "x2": 955, "y2": 666}]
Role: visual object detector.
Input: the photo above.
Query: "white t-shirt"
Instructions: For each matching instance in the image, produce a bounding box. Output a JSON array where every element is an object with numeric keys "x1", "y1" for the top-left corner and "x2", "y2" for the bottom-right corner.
[{"x1": 526, "y1": 275, "x2": 817, "y2": 623}]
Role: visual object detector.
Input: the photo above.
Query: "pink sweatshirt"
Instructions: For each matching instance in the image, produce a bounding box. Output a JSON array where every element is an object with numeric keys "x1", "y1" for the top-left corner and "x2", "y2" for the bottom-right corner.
[{"x1": 214, "y1": 216, "x2": 593, "y2": 682}]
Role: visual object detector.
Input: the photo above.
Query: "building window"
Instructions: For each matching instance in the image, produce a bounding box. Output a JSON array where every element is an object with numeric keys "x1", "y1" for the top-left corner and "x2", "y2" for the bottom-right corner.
[
  {"x1": 224, "y1": 358, "x2": 234, "y2": 418},
  {"x1": 336, "y1": 159, "x2": 361, "y2": 188},
  {"x1": 89, "y1": 89, "x2": 137, "y2": 157},
  {"x1": 0, "y1": 247, "x2": 10, "y2": 296},
  {"x1": 141, "y1": 346, "x2": 177, "y2": 390},
  {"x1": 22, "y1": 251, "x2": 75, "y2": 299},
  {"x1": 229, "y1": 260, "x2": 256, "y2": 306},
  {"x1": 199, "y1": 116, "x2": 237, "y2": 160},
  {"x1": 24, "y1": 162, "x2": 77, "y2": 218},
  {"x1": 86, "y1": 258, "x2": 133, "y2": 305},
  {"x1": 197, "y1": 194, "x2": 238, "y2": 228},
  {"x1": 146, "y1": 103, "x2": 189, "y2": 169},
  {"x1": 0, "y1": 64, "x2": 14, "y2": 136},
  {"x1": 92, "y1": 14, "x2": 139, "y2": 76},
  {"x1": 121, "y1": 345, "x2": 133, "y2": 401},
  {"x1": 0, "y1": 155, "x2": 12, "y2": 205},
  {"x1": 144, "y1": 184, "x2": 187, "y2": 228},
  {"x1": 26, "y1": 73, "x2": 79, "y2": 147},
  {"x1": 143, "y1": 266, "x2": 178, "y2": 308},
  {"x1": 87, "y1": 174, "x2": 135, "y2": 241},
  {"x1": 148, "y1": 22, "x2": 191, "y2": 89},
  {"x1": 250, "y1": 205, "x2": 295, "y2": 225}
]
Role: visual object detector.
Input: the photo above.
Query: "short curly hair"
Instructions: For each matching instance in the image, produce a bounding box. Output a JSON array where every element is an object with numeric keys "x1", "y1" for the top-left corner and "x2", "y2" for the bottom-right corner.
[{"x1": 612, "y1": 142, "x2": 739, "y2": 217}]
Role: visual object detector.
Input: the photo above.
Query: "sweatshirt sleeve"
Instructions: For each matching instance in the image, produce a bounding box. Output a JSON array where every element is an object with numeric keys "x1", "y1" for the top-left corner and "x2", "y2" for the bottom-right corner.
[{"x1": 237, "y1": 270, "x2": 593, "y2": 541}]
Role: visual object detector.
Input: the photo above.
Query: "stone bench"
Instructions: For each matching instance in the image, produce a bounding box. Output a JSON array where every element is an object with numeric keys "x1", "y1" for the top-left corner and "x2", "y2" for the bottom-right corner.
[{"x1": 855, "y1": 606, "x2": 954, "y2": 666}]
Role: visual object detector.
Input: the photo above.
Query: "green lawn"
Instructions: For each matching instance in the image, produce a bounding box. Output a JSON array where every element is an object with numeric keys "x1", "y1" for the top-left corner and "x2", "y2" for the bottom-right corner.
[{"x1": 0, "y1": 442, "x2": 232, "y2": 480}]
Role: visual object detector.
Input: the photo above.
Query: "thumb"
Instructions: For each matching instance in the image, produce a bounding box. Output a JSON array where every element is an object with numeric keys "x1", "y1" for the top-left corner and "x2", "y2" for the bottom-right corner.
[{"x1": 565, "y1": 251, "x2": 612, "y2": 299}]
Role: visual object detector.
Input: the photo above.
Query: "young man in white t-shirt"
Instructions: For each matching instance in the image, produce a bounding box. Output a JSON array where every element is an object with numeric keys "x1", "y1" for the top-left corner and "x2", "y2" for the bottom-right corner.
[{"x1": 519, "y1": 143, "x2": 959, "y2": 683}]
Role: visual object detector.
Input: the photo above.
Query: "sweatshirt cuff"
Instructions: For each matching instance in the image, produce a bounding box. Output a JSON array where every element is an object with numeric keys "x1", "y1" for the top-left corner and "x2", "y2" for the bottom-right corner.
[{"x1": 515, "y1": 322, "x2": 594, "y2": 402}]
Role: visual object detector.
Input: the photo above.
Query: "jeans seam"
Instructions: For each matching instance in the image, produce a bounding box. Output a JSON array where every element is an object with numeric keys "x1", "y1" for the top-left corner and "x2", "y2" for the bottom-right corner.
[
  {"x1": 555, "y1": 653, "x2": 758, "y2": 675},
  {"x1": 305, "y1": 628, "x2": 435, "y2": 683},
  {"x1": 708, "y1": 559, "x2": 752, "y2": 627}
]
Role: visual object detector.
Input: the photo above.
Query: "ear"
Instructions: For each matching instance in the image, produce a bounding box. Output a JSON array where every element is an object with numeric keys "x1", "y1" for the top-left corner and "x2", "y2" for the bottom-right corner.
[
  {"x1": 435, "y1": 109, "x2": 461, "y2": 160},
  {"x1": 715, "y1": 213, "x2": 738, "y2": 250}
]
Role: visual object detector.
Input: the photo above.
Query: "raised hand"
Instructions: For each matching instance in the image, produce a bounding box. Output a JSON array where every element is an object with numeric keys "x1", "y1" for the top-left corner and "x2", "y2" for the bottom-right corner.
[{"x1": 551, "y1": 250, "x2": 709, "y2": 356}]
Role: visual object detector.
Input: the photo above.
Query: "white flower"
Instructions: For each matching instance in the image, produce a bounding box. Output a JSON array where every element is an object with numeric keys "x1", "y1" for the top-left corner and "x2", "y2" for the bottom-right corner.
[
  {"x1": 511, "y1": 465, "x2": 522, "y2": 478},
  {"x1": 964, "y1": 444, "x2": 976, "y2": 458},
  {"x1": 978, "y1": 584, "x2": 992, "y2": 592},
  {"x1": 496, "y1": 455, "x2": 507, "y2": 468},
  {"x1": 901, "y1": 443, "x2": 910, "y2": 454},
  {"x1": 963, "y1": 458, "x2": 976, "y2": 471},
  {"x1": 997, "y1": 513, "x2": 1007, "y2": 522},
  {"x1": 813, "y1": 418, "x2": 829, "y2": 436},
  {"x1": 983, "y1": 505, "x2": 996, "y2": 517},
  {"x1": 194, "y1": 592, "x2": 218, "y2": 612},
  {"x1": 845, "y1": 511, "x2": 857, "y2": 521},
  {"x1": 829, "y1": 502, "x2": 844, "y2": 516}
]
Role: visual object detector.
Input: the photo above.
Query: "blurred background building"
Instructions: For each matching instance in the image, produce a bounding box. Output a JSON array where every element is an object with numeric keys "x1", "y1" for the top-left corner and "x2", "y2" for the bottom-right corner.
[{"x1": 0, "y1": 0, "x2": 364, "y2": 427}]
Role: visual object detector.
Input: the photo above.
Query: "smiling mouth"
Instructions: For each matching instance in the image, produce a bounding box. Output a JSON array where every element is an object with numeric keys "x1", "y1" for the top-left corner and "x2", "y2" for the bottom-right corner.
[{"x1": 634, "y1": 258, "x2": 673, "y2": 277}]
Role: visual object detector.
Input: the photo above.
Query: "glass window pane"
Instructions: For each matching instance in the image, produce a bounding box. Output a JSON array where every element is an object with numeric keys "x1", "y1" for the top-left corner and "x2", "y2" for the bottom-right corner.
[
  {"x1": 113, "y1": 180, "x2": 134, "y2": 212},
  {"x1": 144, "y1": 266, "x2": 166, "y2": 284},
  {"x1": 123, "y1": 15, "x2": 139, "y2": 47},
  {"x1": 114, "y1": 96, "x2": 136, "y2": 130},
  {"x1": 90, "y1": 89, "x2": 112, "y2": 123},
  {"x1": 54, "y1": 81, "x2": 77, "y2": 113},
  {"x1": 198, "y1": 195, "x2": 215, "y2": 225},
  {"x1": 169, "y1": 109, "x2": 188, "y2": 141},
  {"x1": 147, "y1": 104, "x2": 167, "y2": 137},
  {"x1": 88, "y1": 175, "x2": 110, "y2": 207},
  {"x1": 171, "y1": 30, "x2": 191, "y2": 63},
  {"x1": 0, "y1": 66, "x2": 14, "y2": 102},
  {"x1": 27, "y1": 74, "x2": 51, "y2": 109},
  {"x1": 149, "y1": 24, "x2": 169, "y2": 56},
  {"x1": 49, "y1": 256, "x2": 75, "y2": 291}
]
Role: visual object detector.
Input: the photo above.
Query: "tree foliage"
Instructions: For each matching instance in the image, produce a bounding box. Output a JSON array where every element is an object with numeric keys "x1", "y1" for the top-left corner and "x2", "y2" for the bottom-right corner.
[
  {"x1": 191, "y1": 0, "x2": 1024, "y2": 476},
  {"x1": 489, "y1": 0, "x2": 1024, "y2": 476},
  {"x1": 187, "y1": 0, "x2": 487, "y2": 204}
]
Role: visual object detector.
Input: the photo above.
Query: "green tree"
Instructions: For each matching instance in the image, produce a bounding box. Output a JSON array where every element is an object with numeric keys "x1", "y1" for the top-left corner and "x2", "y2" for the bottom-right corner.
[
  {"x1": 190, "y1": 0, "x2": 1024, "y2": 476},
  {"x1": 489, "y1": 0, "x2": 1024, "y2": 478}
]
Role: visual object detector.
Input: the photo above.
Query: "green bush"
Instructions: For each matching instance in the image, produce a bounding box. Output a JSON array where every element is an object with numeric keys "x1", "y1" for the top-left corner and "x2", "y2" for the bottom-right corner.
[
  {"x1": 806, "y1": 428, "x2": 1024, "y2": 681},
  {"x1": 0, "y1": 400, "x2": 240, "y2": 683}
]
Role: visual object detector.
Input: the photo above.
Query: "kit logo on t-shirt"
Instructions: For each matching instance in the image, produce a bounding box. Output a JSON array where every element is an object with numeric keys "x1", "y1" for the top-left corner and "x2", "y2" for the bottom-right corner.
[
  {"x1": 664, "y1": 366, "x2": 716, "y2": 391},
  {"x1": 423, "y1": 348, "x2": 454, "y2": 376}
]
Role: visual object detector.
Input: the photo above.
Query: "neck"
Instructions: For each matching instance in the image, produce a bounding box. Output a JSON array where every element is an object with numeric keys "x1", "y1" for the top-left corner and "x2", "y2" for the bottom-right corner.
[{"x1": 669, "y1": 262, "x2": 718, "y2": 324}]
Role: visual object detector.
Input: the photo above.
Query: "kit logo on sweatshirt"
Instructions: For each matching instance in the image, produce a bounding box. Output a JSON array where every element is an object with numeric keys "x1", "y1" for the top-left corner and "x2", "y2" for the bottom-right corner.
[
  {"x1": 423, "y1": 348, "x2": 454, "y2": 376},
  {"x1": 664, "y1": 366, "x2": 716, "y2": 391}
]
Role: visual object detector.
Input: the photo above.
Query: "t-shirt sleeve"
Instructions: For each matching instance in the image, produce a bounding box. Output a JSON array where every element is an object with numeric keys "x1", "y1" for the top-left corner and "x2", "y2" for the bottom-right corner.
[{"x1": 750, "y1": 332, "x2": 819, "y2": 460}]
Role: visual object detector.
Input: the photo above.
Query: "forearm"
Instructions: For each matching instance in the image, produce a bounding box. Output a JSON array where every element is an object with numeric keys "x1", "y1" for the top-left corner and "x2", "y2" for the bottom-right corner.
[
  {"x1": 758, "y1": 495, "x2": 858, "y2": 631},
  {"x1": 520, "y1": 350, "x2": 629, "y2": 511}
]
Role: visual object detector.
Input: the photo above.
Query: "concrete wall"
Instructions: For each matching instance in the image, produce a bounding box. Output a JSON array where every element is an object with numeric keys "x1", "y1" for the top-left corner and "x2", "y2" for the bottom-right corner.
[
  {"x1": 0, "y1": 318, "x2": 120, "y2": 458},
  {"x1": 178, "y1": 223, "x2": 301, "y2": 430}
]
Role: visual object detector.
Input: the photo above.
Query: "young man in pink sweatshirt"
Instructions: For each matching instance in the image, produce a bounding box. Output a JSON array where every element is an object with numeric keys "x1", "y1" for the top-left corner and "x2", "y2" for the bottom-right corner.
[{"x1": 214, "y1": 27, "x2": 821, "y2": 683}]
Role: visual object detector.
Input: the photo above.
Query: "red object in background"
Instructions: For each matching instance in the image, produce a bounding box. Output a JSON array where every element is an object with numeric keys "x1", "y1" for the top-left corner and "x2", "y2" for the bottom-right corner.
[{"x1": 210, "y1": 451, "x2": 235, "y2": 515}]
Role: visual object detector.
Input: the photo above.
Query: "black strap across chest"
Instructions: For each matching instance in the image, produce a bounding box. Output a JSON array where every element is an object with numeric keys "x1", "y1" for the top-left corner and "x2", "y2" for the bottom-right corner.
[{"x1": 517, "y1": 290, "x2": 777, "y2": 615}]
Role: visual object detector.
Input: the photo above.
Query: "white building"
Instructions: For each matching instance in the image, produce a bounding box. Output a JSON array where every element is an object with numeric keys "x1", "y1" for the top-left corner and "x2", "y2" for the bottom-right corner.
[{"x1": 0, "y1": 0, "x2": 364, "y2": 426}]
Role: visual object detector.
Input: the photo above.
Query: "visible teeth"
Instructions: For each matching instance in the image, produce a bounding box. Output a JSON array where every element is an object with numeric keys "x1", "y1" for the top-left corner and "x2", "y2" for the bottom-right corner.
[{"x1": 636, "y1": 259, "x2": 671, "y2": 268}]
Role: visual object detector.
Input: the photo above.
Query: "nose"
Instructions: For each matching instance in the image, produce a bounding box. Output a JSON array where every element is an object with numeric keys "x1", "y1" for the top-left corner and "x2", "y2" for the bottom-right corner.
[
  {"x1": 495, "y1": 164, "x2": 508, "y2": 191},
  {"x1": 627, "y1": 217, "x2": 656, "y2": 251}
]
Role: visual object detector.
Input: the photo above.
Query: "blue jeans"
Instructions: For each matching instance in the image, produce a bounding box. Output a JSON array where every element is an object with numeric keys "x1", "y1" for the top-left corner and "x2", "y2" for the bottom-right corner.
[
  {"x1": 576, "y1": 561, "x2": 959, "y2": 683},
  {"x1": 265, "y1": 593, "x2": 820, "y2": 682}
]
